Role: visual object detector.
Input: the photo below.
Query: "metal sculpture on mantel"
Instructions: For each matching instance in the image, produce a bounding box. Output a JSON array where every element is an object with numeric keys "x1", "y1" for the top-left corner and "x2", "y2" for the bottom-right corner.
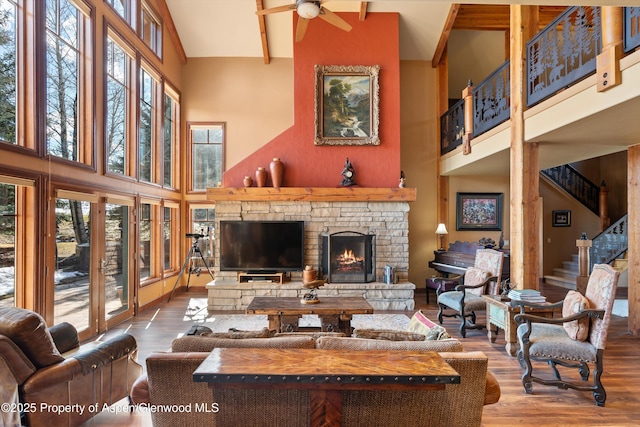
[{"x1": 301, "y1": 265, "x2": 327, "y2": 304}]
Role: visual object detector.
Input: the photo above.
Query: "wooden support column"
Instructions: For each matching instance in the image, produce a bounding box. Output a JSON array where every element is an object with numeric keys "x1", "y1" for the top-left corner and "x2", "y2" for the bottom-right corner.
[
  {"x1": 509, "y1": 5, "x2": 539, "y2": 291},
  {"x1": 437, "y1": 46, "x2": 450, "y2": 250},
  {"x1": 597, "y1": 7, "x2": 623, "y2": 92},
  {"x1": 628, "y1": 145, "x2": 640, "y2": 335}
]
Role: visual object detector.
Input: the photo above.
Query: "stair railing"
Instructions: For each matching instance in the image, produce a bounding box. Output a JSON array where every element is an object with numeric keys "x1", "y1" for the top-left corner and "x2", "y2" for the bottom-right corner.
[
  {"x1": 540, "y1": 164, "x2": 600, "y2": 215},
  {"x1": 589, "y1": 214, "x2": 628, "y2": 272}
]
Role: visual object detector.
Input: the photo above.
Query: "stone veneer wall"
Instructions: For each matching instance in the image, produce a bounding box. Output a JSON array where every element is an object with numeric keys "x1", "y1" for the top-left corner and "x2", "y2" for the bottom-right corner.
[
  {"x1": 212, "y1": 200, "x2": 410, "y2": 283},
  {"x1": 207, "y1": 199, "x2": 415, "y2": 310}
]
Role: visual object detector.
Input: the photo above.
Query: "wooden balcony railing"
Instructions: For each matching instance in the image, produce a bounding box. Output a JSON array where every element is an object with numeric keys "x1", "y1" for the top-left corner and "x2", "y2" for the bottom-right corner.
[{"x1": 439, "y1": 98, "x2": 465, "y2": 155}]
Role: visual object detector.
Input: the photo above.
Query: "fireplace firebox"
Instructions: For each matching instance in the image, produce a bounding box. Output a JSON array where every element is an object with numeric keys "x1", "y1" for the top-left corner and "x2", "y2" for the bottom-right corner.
[{"x1": 319, "y1": 232, "x2": 375, "y2": 283}]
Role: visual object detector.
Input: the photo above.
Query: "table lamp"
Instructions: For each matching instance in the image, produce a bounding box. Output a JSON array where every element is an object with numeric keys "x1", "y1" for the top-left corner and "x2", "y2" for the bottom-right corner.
[{"x1": 435, "y1": 223, "x2": 448, "y2": 251}]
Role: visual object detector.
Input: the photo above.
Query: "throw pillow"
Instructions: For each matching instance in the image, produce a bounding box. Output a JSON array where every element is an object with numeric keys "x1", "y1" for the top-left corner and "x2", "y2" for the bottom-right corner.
[
  {"x1": 201, "y1": 327, "x2": 272, "y2": 339},
  {"x1": 353, "y1": 329, "x2": 426, "y2": 341},
  {"x1": 464, "y1": 267, "x2": 491, "y2": 296},
  {"x1": 407, "y1": 309, "x2": 451, "y2": 340},
  {"x1": 562, "y1": 290, "x2": 591, "y2": 341}
]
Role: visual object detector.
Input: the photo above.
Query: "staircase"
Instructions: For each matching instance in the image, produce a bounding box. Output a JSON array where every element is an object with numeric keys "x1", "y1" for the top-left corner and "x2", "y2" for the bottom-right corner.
[
  {"x1": 544, "y1": 254, "x2": 579, "y2": 289},
  {"x1": 543, "y1": 253, "x2": 628, "y2": 289}
]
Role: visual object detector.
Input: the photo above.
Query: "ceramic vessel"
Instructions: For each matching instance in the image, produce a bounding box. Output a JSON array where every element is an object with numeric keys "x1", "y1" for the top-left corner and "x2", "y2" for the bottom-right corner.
[
  {"x1": 243, "y1": 176, "x2": 253, "y2": 188},
  {"x1": 269, "y1": 158, "x2": 284, "y2": 189},
  {"x1": 255, "y1": 167, "x2": 267, "y2": 188}
]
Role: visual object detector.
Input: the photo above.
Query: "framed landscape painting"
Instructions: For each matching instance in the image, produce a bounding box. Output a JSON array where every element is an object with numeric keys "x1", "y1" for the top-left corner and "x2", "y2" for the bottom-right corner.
[
  {"x1": 456, "y1": 192, "x2": 503, "y2": 231},
  {"x1": 314, "y1": 64, "x2": 380, "y2": 146}
]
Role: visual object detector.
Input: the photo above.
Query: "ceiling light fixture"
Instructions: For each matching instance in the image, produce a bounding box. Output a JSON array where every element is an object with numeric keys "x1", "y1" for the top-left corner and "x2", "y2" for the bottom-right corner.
[{"x1": 297, "y1": 2, "x2": 320, "y2": 19}]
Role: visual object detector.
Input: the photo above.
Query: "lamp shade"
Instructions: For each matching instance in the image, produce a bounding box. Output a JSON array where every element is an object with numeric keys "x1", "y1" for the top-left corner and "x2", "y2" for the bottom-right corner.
[
  {"x1": 297, "y1": 2, "x2": 321, "y2": 19},
  {"x1": 435, "y1": 223, "x2": 448, "y2": 235}
]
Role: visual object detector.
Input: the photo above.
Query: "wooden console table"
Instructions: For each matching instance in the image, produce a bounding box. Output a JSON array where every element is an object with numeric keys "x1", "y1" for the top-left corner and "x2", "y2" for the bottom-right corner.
[
  {"x1": 246, "y1": 296, "x2": 373, "y2": 336},
  {"x1": 483, "y1": 294, "x2": 556, "y2": 356},
  {"x1": 193, "y1": 347, "x2": 460, "y2": 427}
]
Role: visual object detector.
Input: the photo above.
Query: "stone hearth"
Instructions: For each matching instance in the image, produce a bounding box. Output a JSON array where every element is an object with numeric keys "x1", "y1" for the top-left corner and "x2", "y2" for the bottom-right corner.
[{"x1": 206, "y1": 188, "x2": 416, "y2": 310}]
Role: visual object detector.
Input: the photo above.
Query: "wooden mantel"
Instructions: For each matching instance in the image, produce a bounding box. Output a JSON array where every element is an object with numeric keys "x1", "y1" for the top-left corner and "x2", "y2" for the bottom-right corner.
[{"x1": 206, "y1": 187, "x2": 417, "y2": 202}]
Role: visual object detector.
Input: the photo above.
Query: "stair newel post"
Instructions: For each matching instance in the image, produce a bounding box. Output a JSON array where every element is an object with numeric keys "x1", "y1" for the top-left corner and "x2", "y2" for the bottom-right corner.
[
  {"x1": 599, "y1": 180, "x2": 610, "y2": 231},
  {"x1": 576, "y1": 235, "x2": 592, "y2": 295}
]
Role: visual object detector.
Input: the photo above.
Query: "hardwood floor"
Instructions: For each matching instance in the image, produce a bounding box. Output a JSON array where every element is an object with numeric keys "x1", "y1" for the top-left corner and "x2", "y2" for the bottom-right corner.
[{"x1": 87, "y1": 284, "x2": 640, "y2": 426}]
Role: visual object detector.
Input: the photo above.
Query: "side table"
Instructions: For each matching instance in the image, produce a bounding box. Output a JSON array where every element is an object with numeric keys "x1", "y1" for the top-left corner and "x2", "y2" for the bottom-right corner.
[{"x1": 483, "y1": 294, "x2": 556, "y2": 356}]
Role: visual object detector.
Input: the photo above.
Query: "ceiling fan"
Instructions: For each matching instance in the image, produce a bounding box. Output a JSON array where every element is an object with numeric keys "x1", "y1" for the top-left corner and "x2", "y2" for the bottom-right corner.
[{"x1": 256, "y1": 0, "x2": 352, "y2": 42}]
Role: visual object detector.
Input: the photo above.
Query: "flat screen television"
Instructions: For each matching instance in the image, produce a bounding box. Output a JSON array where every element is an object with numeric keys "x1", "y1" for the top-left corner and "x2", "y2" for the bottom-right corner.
[{"x1": 219, "y1": 220, "x2": 305, "y2": 272}]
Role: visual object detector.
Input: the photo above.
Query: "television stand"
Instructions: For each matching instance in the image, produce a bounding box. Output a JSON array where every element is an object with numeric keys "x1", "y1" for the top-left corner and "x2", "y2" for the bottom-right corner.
[{"x1": 238, "y1": 272, "x2": 287, "y2": 284}]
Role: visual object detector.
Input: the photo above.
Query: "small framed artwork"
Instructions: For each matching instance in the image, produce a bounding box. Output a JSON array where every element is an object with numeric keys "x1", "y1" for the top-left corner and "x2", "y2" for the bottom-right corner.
[
  {"x1": 314, "y1": 64, "x2": 380, "y2": 146},
  {"x1": 552, "y1": 210, "x2": 571, "y2": 227},
  {"x1": 456, "y1": 192, "x2": 503, "y2": 231}
]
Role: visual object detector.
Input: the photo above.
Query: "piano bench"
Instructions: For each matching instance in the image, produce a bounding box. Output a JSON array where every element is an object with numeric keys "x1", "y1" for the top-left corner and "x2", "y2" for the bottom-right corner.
[{"x1": 425, "y1": 278, "x2": 458, "y2": 304}]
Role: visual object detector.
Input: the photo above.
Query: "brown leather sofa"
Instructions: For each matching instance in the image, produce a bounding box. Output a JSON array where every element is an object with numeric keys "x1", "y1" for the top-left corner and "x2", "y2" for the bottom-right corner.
[{"x1": 0, "y1": 307, "x2": 142, "y2": 427}]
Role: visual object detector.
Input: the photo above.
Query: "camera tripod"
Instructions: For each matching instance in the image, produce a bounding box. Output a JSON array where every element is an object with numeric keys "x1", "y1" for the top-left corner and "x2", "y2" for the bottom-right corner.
[{"x1": 168, "y1": 233, "x2": 215, "y2": 302}]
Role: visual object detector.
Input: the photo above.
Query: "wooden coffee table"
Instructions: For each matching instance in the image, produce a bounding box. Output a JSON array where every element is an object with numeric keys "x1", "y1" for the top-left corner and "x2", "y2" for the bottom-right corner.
[
  {"x1": 245, "y1": 296, "x2": 373, "y2": 336},
  {"x1": 193, "y1": 347, "x2": 460, "y2": 427},
  {"x1": 483, "y1": 294, "x2": 556, "y2": 356}
]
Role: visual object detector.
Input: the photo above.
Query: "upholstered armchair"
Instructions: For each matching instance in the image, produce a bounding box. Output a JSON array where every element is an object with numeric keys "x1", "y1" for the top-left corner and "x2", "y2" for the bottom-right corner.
[
  {"x1": 0, "y1": 307, "x2": 143, "y2": 426},
  {"x1": 514, "y1": 264, "x2": 620, "y2": 406},
  {"x1": 436, "y1": 249, "x2": 504, "y2": 338}
]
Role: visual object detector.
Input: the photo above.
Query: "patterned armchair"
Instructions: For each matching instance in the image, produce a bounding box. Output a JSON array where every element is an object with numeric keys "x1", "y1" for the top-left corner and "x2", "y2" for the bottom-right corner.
[
  {"x1": 436, "y1": 249, "x2": 504, "y2": 337},
  {"x1": 514, "y1": 263, "x2": 620, "y2": 406}
]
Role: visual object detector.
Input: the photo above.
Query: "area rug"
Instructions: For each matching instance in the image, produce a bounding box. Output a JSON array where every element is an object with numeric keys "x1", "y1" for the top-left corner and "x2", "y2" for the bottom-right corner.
[
  {"x1": 612, "y1": 299, "x2": 628, "y2": 318},
  {"x1": 199, "y1": 313, "x2": 411, "y2": 333}
]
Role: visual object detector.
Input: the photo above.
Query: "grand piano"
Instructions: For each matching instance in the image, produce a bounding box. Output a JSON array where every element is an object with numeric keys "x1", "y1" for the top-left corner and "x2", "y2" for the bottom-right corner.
[{"x1": 428, "y1": 240, "x2": 510, "y2": 281}]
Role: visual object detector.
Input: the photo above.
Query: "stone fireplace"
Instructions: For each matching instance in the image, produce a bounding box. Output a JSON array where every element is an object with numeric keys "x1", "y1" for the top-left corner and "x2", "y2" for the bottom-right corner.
[{"x1": 205, "y1": 187, "x2": 416, "y2": 310}]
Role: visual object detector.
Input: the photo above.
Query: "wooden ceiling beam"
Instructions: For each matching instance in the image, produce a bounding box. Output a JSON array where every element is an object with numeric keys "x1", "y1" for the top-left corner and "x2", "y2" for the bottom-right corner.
[
  {"x1": 359, "y1": 2, "x2": 368, "y2": 21},
  {"x1": 432, "y1": 4, "x2": 460, "y2": 68},
  {"x1": 453, "y1": 5, "x2": 566, "y2": 31},
  {"x1": 256, "y1": 0, "x2": 271, "y2": 64}
]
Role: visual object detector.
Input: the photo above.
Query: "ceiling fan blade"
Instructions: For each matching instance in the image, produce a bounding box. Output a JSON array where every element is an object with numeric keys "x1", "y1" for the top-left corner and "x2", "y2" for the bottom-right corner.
[
  {"x1": 256, "y1": 4, "x2": 296, "y2": 16},
  {"x1": 318, "y1": 8, "x2": 352, "y2": 32},
  {"x1": 295, "y1": 17, "x2": 310, "y2": 42}
]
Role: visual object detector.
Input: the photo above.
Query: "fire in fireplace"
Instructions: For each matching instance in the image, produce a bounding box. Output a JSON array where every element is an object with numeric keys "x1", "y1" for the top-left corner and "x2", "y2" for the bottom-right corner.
[{"x1": 319, "y1": 231, "x2": 375, "y2": 283}]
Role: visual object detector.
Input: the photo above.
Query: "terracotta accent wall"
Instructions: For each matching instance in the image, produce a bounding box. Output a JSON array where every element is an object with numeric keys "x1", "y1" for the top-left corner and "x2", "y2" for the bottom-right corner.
[{"x1": 223, "y1": 13, "x2": 401, "y2": 188}]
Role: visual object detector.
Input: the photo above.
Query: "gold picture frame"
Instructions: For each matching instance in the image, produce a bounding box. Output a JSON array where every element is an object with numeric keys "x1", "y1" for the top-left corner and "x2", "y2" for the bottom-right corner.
[{"x1": 314, "y1": 64, "x2": 380, "y2": 146}]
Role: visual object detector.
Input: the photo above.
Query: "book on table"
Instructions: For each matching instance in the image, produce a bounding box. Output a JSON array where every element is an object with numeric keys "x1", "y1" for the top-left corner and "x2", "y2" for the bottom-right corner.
[{"x1": 507, "y1": 289, "x2": 547, "y2": 303}]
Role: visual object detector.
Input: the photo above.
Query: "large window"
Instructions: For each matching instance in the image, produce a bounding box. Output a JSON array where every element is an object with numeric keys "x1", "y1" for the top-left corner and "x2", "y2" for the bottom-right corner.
[
  {"x1": 140, "y1": 0, "x2": 161, "y2": 57},
  {"x1": 45, "y1": 0, "x2": 92, "y2": 164},
  {"x1": 190, "y1": 206, "x2": 214, "y2": 266},
  {"x1": 139, "y1": 201, "x2": 152, "y2": 281},
  {"x1": 139, "y1": 65, "x2": 159, "y2": 183},
  {"x1": 190, "y1": 123, "x2": 225, "y2": 191},
  {"x1": 163, "y1": 203, "x2": 178, "y2": 272},
  {"x1": 163, "y1": 86, "x2": 179, "y2": 188},
  {"x1": 0, "y1": 0, "x2": 17, "y2": 145},
  {"x1": 104, "y1": 0, "x2": 134, "y2": 28},
  {"x1": 0, "y1": 183, "x2": 15, "y2": 306},
  {"x1": 105, "y1": 31, "x2": 133, "y2": 175}
]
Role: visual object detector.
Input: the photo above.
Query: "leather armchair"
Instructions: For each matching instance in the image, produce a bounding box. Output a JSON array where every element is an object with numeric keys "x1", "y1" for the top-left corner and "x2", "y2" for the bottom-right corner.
[{"x1": 0, "y1": 307, "x2": 143, "y2": 427}]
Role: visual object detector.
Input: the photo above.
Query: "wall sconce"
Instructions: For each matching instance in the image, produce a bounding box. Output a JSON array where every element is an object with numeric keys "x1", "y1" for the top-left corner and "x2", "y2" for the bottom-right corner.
[{"x1": 435, "y1": 223, "x2": 448, "y2": 251}]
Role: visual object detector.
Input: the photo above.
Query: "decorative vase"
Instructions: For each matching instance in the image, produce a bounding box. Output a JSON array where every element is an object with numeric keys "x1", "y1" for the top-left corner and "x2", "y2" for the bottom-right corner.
[
  {"x1": 243, "y1": 176, "x2": 253, "y2": 188},
  {"x1": 255, "y1": 167, "x2": 267, "y2": 188},
  {"x1": 269, "y1": 158, "x2": 284, "y2": 189}
]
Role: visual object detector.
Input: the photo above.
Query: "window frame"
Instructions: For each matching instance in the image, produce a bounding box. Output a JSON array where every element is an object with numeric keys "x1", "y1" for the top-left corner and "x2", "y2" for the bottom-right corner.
[
  {"x1": 103, "y1": 0, "x2": 135, "y2": 29},
  {"x1": 162, "y1": 83, "x2": 179, "y2": 189},
  {"x1": 43, "y1": 0, "x2": 94, "y2": 166},
  {"x1": 138, "y1": 60, "x2": 161, "y2": 184},
  {"x1": 187, "y1": 122, "x2": 226, "y2": 193},
  {"x1": 162, "y1": 200, "x2": 179, "y2": 276},
  {"x1": 139, "y1": 0, "x2": 161, "y2": 59},
  {"x1": 104, "y1": 25, "x2": 136, "y2": 178}
]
